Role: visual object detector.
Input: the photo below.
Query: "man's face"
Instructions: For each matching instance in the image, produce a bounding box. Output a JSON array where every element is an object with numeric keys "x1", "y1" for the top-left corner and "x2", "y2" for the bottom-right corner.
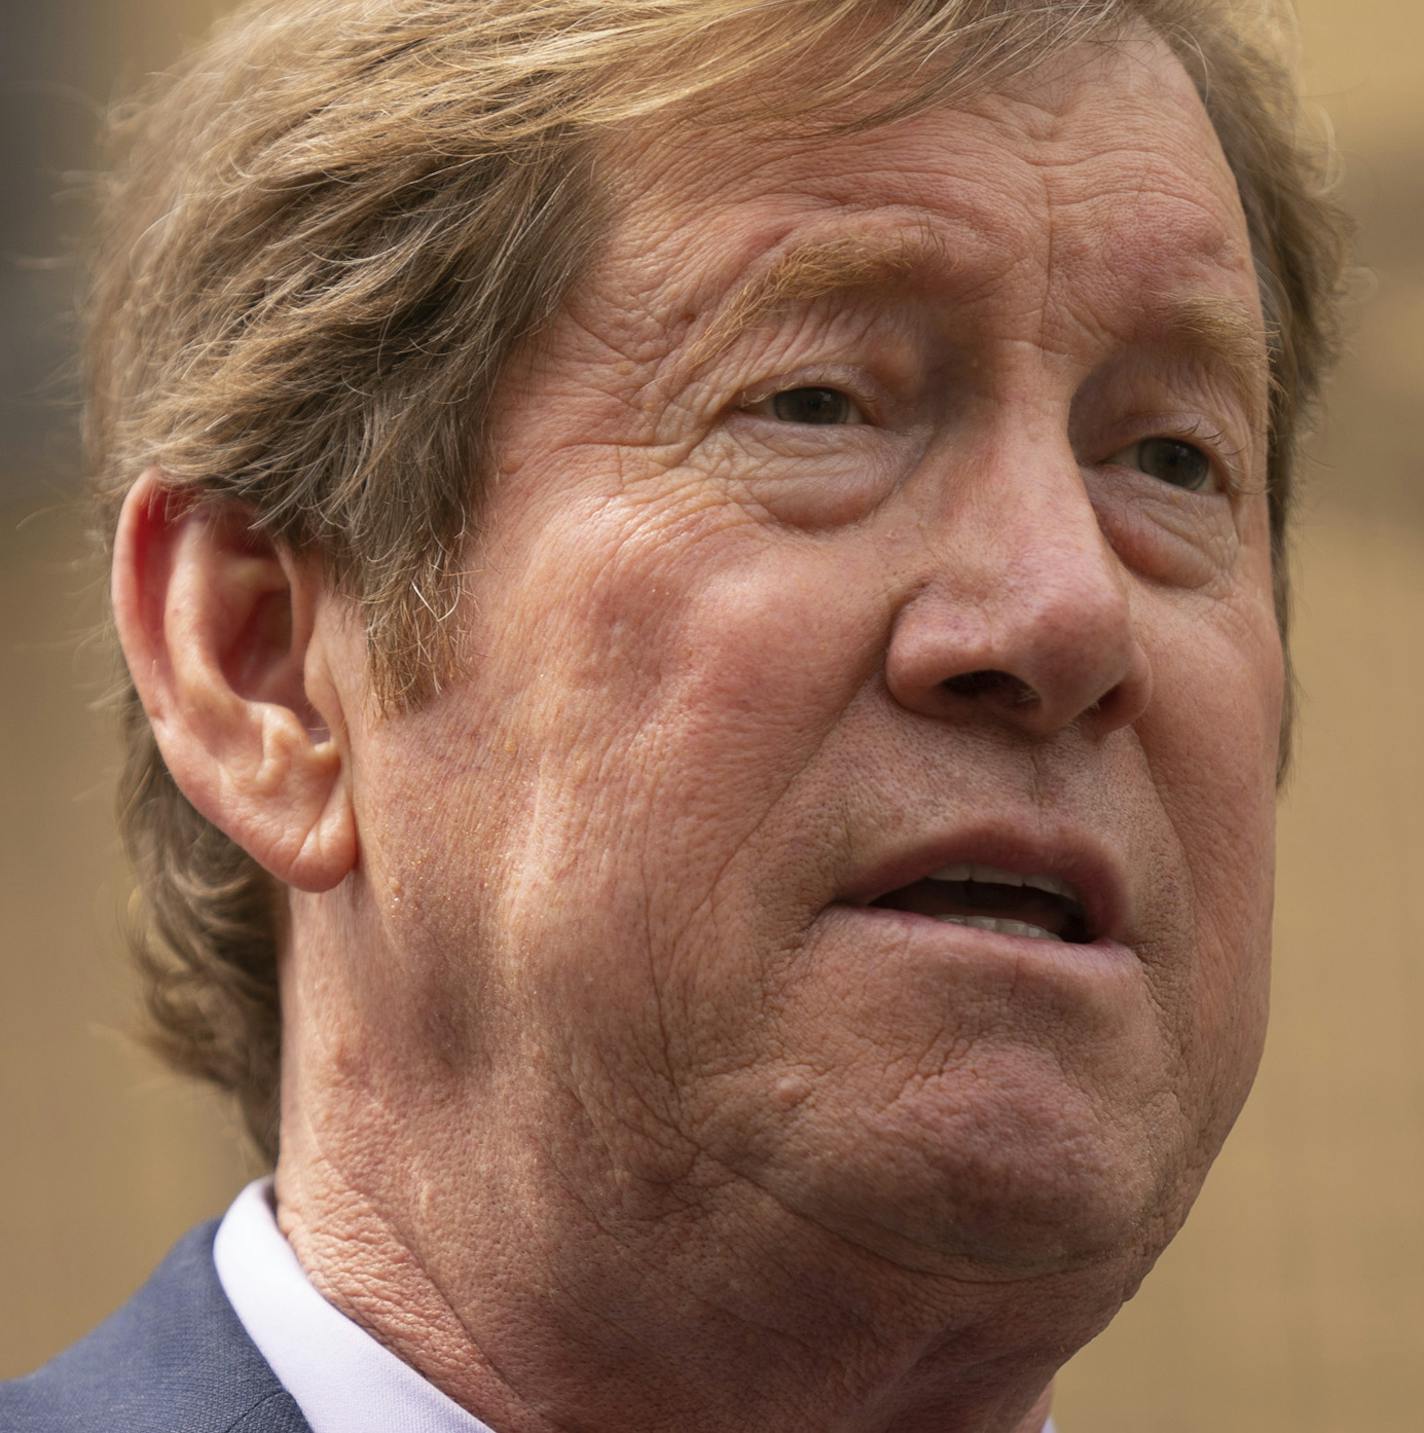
[{"x1": 328, "y1": 34, "x2": 1280, "y2": 1287}]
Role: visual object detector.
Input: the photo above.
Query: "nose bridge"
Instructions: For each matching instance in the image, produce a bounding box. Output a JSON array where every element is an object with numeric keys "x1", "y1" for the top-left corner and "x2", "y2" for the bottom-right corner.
[
  {"x1": 886, "y1": 426, "x2": 1151, "y2": 740},
  {"x1": 974, "y1": 434, "x2": 1126, "y2": 629},
  {"x1": 915, "y1": 417, "x2": 1122, "y2": 613}
]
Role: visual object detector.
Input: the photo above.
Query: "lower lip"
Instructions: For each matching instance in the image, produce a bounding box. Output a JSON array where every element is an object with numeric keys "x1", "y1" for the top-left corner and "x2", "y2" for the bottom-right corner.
[{"x1": 825, "y1": 903, "x2": 1138, "y2": 970}]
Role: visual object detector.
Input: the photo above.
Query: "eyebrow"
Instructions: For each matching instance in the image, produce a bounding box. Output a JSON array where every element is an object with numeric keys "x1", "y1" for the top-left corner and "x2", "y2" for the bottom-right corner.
[
  {"x1": 684, "y1": 229, "x2": 1273, "y2": 423},
  {"x1": 685, "y1": 229, "x2": 946, "y2": 369},
  {"x1": 1146, "y1": 291, "x2": 1277, "y2": 424}
]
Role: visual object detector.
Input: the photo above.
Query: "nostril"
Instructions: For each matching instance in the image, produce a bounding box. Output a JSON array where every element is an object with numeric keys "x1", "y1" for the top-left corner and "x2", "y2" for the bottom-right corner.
[{"x1": 943, "y1": 669, "x2": 1039, "y2": 707}]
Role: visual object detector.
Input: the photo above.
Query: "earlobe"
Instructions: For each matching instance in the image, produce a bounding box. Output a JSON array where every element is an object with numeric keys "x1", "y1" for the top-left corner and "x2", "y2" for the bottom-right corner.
[{"x1": 112, "y1": 469, "x2": 357, "y2": 893}]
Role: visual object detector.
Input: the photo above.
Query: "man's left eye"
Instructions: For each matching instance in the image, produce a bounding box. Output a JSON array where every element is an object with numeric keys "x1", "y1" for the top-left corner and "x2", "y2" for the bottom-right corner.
[
  {"x1": 1107, "y1": 437, "x2": 1215, "y2": 492},
  {"x1": 746, "y1": 386, "x2": 865, "y2": 426}
]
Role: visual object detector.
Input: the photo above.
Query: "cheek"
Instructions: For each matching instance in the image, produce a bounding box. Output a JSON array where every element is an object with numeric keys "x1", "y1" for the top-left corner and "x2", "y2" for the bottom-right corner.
[
  {"x1": 1145, "y1": 575, "x2": 1282, "y2": 1099},
  {"x1": 1147, "y1": 507, "x2": 1282, "y2": 856},
  {"x1": 399, "y1": 483, "x2": 887, "y2": 1014},
  {"x1": 508, "y1": 490, "x2": 884, "y2": 893}
]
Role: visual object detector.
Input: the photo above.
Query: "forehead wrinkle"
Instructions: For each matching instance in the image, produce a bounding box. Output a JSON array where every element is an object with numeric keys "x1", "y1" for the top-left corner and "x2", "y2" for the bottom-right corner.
[{"x1": 683, "y1": 227, "x2": 948, "y2": 372}]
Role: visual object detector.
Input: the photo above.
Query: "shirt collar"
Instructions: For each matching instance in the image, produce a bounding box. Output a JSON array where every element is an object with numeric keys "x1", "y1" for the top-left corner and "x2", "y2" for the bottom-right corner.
[{"x1": 214, "y1": 1177, "x2": 496, "y2": 1433}]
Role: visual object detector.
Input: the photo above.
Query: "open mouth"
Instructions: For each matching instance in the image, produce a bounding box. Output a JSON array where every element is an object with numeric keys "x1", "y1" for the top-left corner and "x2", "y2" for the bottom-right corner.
[{"x1": 867, "y1": 862, "x2": 1093, "y2": 944}]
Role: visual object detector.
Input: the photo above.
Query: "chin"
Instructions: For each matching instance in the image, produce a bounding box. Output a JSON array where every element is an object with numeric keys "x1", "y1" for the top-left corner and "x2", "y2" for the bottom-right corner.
[{"x1": 742, "y1": 1053, "x2": 1205, "y2": 1287}]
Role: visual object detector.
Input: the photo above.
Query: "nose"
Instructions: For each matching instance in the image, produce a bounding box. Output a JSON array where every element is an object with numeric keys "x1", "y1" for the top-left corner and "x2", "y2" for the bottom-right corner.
[{"x1": 883, "y1": 451, "x2": 1153, "y2": 742}]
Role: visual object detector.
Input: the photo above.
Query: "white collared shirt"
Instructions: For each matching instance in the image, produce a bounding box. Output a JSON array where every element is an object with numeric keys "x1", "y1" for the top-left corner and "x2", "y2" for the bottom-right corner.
[
  {"x1": 214, "y1": 1178, "x2": 494, "y2": 1433},
  {"x1": 214, "y1": 1177, "x2": 1059, "y2": 1433}
]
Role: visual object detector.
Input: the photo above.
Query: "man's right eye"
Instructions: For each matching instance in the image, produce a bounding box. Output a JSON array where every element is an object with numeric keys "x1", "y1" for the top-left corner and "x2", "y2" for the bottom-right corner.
[{"x1": 744, "y1": 386, "x2": 866, "y2": 426}]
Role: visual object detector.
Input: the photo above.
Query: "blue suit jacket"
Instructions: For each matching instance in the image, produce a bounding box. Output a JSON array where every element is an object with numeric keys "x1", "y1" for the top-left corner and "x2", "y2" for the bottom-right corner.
[{"x1": 0, "y1": 1222, "x2": 312, "y2": 1432}]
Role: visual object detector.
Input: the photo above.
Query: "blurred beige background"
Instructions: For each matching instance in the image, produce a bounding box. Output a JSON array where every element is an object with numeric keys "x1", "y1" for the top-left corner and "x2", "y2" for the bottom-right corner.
[{"x1": 1, "y1": 2, "x2": 1419, "y2": 1428}]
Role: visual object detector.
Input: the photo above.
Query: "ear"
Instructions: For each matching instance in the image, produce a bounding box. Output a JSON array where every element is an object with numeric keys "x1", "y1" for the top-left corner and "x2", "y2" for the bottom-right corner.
[{"x1": 111, "y1": 469, "x2": 357, "y2": 893}]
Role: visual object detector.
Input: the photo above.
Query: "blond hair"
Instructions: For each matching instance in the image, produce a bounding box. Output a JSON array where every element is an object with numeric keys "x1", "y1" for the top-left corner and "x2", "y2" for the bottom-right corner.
[{"x1": 88, "y1": 0, "x2": 1350, "y2": 1163}]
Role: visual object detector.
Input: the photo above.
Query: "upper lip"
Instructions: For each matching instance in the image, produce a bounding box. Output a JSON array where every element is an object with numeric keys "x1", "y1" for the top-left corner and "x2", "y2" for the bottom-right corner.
[{"x1": 842, "y1": 823, "x2": 1130, "y2": 945}]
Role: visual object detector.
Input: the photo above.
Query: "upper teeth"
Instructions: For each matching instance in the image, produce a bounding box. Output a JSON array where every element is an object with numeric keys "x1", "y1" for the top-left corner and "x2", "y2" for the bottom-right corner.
[{"x1": 925, "y1": 862, "x2": 1081, "y2": 905}]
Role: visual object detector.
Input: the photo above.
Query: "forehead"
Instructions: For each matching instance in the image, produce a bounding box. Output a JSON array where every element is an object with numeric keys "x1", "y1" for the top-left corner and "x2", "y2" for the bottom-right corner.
[{"x1": 591, "y1": 33, "x2": 1259, "y2": 355}]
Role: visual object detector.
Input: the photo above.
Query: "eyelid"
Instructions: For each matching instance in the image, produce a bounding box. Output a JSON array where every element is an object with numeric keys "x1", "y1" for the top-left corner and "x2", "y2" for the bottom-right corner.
[
  {"x1": 732, "y1": 365, "x2": 884, "y2": 423},
  {"x1": 1105, "y1": 418, "x2": 1247, "y2": 496}
]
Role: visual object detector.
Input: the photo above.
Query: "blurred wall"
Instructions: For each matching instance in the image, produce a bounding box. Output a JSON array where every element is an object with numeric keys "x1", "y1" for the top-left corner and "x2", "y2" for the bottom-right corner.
[
  {"x1": 2, "y1": 3, "x2": 1420, "y2": 1428},
  {"x1": 0, "y1": 0, "x2": 259, "y2": 1383}
]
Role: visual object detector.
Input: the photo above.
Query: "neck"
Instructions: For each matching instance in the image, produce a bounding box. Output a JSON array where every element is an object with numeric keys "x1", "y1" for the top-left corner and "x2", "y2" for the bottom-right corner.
[{"x1": 274, "y1": 1119, "x2": 1106, "y2": 1433}]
